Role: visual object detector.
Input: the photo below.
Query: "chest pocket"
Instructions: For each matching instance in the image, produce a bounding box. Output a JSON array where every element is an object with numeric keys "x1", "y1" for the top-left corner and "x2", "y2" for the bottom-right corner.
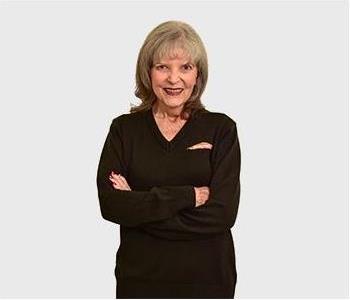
[{"x1": 186, "y1": 141, "x2": 213, "y2": 150}]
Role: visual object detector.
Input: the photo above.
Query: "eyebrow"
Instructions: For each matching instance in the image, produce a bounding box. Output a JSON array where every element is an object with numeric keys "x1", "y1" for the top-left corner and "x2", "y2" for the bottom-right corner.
[{"x1": 154, "y1": 62, "x2": 194, "y2": 65}]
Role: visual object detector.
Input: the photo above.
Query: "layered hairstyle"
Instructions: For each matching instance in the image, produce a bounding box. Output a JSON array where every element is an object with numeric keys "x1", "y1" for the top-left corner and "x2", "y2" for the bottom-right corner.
[{"x1": 130, "y1": 20, "x2": 209, "y2": 119}]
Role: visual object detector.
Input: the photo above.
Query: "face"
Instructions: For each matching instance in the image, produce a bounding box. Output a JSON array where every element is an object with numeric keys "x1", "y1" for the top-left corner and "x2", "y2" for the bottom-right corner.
[{"x1": 150, "y1": 50, "x2": 198, "y2": 111}]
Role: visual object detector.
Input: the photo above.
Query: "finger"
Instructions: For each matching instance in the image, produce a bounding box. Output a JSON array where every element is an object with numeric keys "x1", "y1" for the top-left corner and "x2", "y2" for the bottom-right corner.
[
  {"x1": 118, "y1": 176, "x2": 131, "y2": 190},
  {"x1": 110, "y1": 177, "x2": 122, "y2": 186},
  {"x1": 111, "y1": 173, "x2": 120, "y2": 180},
  {"x1": 112, "y1": 182, "x2": 119, "y2": 189},
  {"x1": 116, "y1": 176, "x2": 128, "y2": 190},
  {"x1": 112, "y1": 173, "x2": 126, "y2": 181},
  {"x1": 111, "y1": 173, "x2": 127, "y2": 186},
  {"x1": 109, "y1": 175, "x2": 116, "y2": 183},
  {"x1": 109, "y1": 176, "x2": 125, "y2": 189},
  {"x1": 112, "y1": 174, "x2": 130, "y2": 191},
  {"x1": 112, "y1": 183, "x2": 124, "y2": 190},
  {"x1": 112, "y1": 182, "x2": 128, "y2": 191},
  {"x1": 110, "y1": 179, "x2": 123, "y2": 189},
  {"x1": 109, "y1": 175, "x2": 120, "y2": 185},
  {"x1": 110, "y1": 174, "x2": 123, "y2": 183},
  {"x1": 111, "y1": 173, "x2": 131, "y2": 191},
  {"x1": 113, "y1": 175, "x2": 129, "y2": 190}
]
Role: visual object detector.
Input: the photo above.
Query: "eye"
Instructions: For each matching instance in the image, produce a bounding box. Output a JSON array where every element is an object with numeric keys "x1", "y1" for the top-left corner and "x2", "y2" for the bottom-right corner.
[
  {"x1": 182, "y1": 64, "x2": 193, "y2": 71},
  {"x1": 155, "y1": 65, "x2": 167, "y2": 70}
]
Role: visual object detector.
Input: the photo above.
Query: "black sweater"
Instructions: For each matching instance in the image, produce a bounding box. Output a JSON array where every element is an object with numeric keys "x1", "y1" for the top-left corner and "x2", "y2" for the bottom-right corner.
[{"x1": 96, "y1": 107, "x2": 241, "y2": 298}]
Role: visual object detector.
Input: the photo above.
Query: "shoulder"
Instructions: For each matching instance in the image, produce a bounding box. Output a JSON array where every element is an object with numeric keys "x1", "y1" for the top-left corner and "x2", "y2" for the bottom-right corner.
[
  {"x1": 200, "y1": 111, "x2": 239, "y2": 151},
  {"x1": 110, "y1": 110, "x2": 146, "y2": 129},
  {"x1": 197, "y1": 110, "x2": 239, "y2": 146},
  {"x1": 197, "y1": 109, "x2": 237, "y2": 131}
]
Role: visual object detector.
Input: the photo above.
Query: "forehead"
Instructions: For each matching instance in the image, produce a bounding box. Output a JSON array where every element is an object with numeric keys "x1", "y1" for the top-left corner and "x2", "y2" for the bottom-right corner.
[{"x1": 153, "y1": 47, "x2": 193, "y2": 64}]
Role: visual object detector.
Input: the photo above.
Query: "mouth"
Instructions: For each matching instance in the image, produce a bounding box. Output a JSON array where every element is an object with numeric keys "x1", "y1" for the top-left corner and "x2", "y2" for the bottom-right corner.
[{"x1": 163, "y1": 88, "x2": 184, "y2": 96}]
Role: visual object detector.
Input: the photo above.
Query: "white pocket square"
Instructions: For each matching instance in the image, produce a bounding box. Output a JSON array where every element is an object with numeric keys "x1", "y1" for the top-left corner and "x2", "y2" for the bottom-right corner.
[{"x1": 187, "y1": 142, "x2": 213, "y2": 150}]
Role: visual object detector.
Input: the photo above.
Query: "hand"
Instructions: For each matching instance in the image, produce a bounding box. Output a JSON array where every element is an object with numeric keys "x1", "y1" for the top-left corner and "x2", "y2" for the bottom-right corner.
[
  {"x1": 109, "y1": 171, "x2": 132, "y2": 191},
  {"x1": 194, "y1": 186, "x2": 210, "y2": 207}
]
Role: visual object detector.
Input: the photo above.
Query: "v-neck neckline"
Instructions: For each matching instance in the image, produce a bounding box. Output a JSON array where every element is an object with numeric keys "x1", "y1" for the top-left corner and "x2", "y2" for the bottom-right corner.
[{"x1": 146, "y1": 106, "x2": 194, "y2": 152}]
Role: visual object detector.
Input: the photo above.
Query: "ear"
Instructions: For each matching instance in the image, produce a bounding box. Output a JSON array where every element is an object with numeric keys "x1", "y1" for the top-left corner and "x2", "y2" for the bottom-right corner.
[{"x1": 196, "y1": 74, "x2": 200, "y2": 85}]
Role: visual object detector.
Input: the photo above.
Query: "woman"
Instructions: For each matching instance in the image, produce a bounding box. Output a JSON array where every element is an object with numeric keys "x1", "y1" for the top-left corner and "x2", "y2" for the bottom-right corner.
[{"x1": 96, "y1": 20, "x2": 241, "y2": 298}]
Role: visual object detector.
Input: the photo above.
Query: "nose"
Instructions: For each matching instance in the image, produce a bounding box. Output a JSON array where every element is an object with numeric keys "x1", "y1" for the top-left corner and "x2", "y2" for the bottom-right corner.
[{"x1": 167, "y1": 70, "x2": 181, "y2": 84}]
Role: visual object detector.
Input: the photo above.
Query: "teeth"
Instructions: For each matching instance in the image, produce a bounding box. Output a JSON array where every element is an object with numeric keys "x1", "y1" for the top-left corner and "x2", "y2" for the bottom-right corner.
[
  {"x1": 165, "y1": 88, "x2": 183, "y2": 91},
  {"x1": 164, "y1": 88, "x2": 183, "y2": 96}
]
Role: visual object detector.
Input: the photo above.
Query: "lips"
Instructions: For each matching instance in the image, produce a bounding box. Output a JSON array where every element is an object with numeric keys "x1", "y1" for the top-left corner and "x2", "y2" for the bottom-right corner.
[
  {"x1": 163, "y1": 88, "x2": 183, "y2": 92},
  {"x1": 163, "y1": 88, "x2": 184, "y2": 96}
]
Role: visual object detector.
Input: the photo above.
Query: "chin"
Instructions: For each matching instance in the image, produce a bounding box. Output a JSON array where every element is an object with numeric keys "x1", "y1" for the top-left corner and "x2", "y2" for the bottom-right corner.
[{"x1": 165, "y1": 98, "x2": 187, "y2": 107}]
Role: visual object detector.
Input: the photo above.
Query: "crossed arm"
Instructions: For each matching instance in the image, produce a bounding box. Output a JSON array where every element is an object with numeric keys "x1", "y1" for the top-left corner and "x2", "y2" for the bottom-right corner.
[
  {"x1": 96, "y1": 116, "x2": 241, "y2": 241},
  {"x1": 108, "y1": 171, "x2": 210, "y2": 208}
]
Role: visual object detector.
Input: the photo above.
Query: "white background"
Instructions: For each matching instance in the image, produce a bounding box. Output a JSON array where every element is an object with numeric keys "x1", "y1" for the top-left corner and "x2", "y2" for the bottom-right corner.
[{"x1": 0, "y1": 0, "x2": 348, "y2": 298}]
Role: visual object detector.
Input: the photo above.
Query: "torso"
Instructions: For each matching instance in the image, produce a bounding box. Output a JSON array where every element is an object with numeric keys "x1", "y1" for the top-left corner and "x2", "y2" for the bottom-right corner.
[{"x1": 114, "y1": 108, "x2": 237, "y2": 296}]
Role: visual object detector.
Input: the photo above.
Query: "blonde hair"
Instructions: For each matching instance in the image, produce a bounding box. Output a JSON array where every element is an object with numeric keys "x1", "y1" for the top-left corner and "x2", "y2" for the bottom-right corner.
[{"x1": 130, "y1": 20, "x2": 208, "y2": 119}]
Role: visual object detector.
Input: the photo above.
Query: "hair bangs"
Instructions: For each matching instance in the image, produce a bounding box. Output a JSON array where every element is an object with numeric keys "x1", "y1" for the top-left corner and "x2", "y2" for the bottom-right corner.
[{"x1": 152, "y1": 38, "x2": 199, "y2": 65}]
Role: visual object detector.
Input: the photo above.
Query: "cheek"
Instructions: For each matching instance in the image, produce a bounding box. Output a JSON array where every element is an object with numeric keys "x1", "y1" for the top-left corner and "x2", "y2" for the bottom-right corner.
[
  {"x1": 150, "y1": 71, "x2": 162, "y2": 87},
  {"x1": 185, "y1": 78, "x2": 197, "y2": 90},
  {"x1": 151, "y1": 76, "x2": 163, "y2": 95},
  {"x1": 151, "y1": 72, "x2": 166, "y2": 86},
  {"x1": 186, "y1": 72, "x2": 198, "y2": 87}
]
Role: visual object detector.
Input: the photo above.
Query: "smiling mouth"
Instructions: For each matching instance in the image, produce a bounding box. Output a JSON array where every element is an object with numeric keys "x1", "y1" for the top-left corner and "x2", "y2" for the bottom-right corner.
[{"x1": 163, "y1": 88, "x2": 184, "y2": 96}]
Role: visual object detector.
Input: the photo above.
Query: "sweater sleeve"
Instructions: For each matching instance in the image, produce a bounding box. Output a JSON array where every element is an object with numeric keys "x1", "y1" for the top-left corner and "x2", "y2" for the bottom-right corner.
[
  {"x1": 138, "y1": 118, "x2": 241, "y2": 240},
  {"x1": 96, "y1": 117, "x2": 195, "y2": 227}
]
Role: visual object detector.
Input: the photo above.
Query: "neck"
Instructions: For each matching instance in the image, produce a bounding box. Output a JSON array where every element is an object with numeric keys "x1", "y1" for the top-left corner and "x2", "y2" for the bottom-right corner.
[{"x1": 152, "y1": 102, "x2": 185, "y2": 122}]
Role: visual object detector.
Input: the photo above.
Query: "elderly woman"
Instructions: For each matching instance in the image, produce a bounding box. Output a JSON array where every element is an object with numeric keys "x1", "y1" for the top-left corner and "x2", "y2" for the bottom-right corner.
[{"x1": 96, "y1": 20, "x2": 241, "y2": 298}]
